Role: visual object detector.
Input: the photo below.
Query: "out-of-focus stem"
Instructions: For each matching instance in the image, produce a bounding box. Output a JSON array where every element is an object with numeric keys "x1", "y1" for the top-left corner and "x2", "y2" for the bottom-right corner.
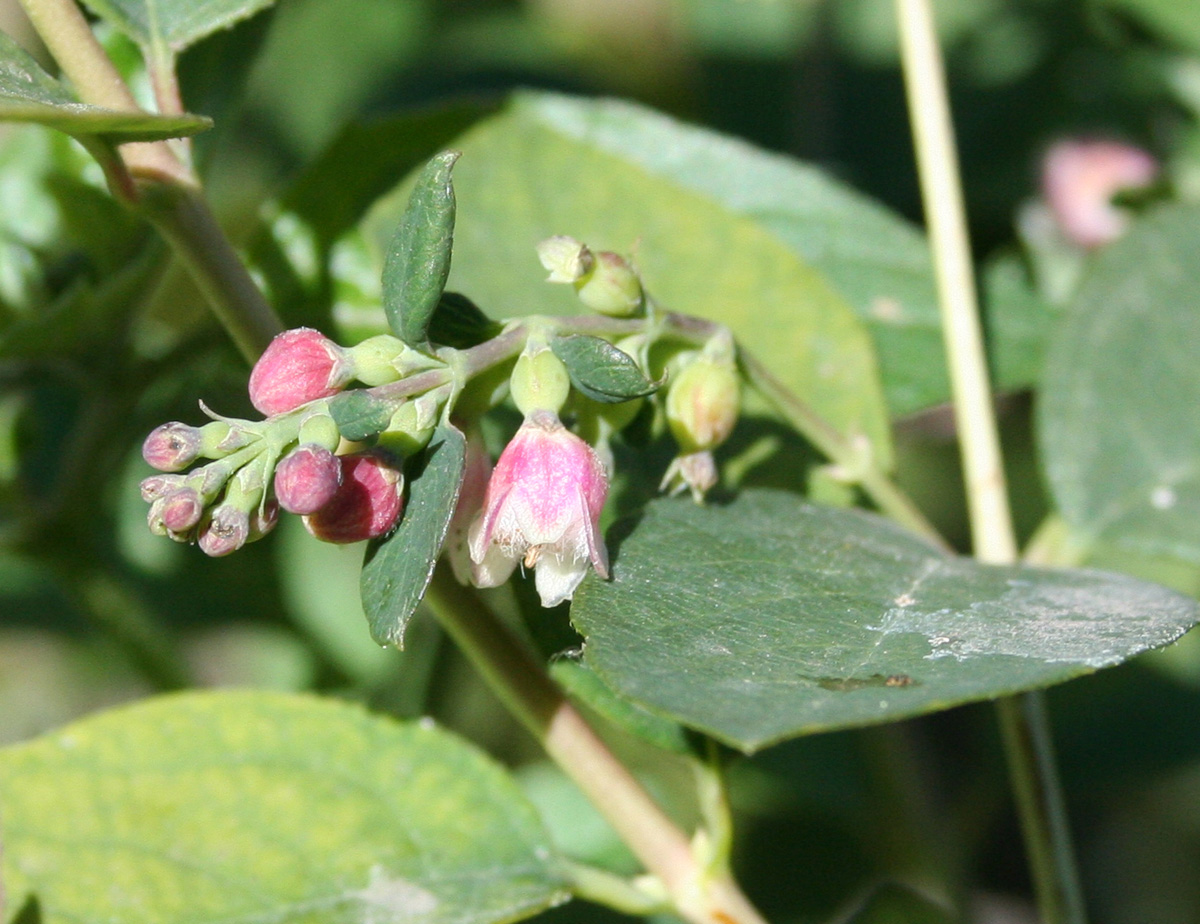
[
  {"x1": 423, "y1": 565, "x2": 768, "y2": 924},
  {"x1": 895, "y1": 1, "x2": 1087, "y2": 921}
]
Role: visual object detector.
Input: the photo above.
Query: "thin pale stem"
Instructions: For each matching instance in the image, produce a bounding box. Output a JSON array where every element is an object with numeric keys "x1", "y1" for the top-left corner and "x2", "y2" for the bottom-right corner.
[
  {"x1": 895, "y1": 1, "x2": 1086, "y2": 922},
  {"x1": 423, "y1": 565, "x2": 767, "y2": 924}
]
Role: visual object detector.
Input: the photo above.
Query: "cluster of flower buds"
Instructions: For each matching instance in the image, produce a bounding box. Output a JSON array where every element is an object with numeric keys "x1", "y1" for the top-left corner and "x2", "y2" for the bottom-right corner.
[{"x1": 141, "y1": 327, "x2": 428, "y2": 555}]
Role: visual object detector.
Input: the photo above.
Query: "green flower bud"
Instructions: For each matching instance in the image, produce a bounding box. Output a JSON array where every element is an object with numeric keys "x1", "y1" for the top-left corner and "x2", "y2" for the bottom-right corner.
[
  {"x1": 377, "y1": 390, "x2": 444, "y2": 456},
  {"x1": 345, "y1": 334, "x2": 408, "y2": 386},
  {"x1": 298, "y1": 412, "x2": 342, "y2": 452},
  {"x1": 510, "y1": 346, "x2": 572, "y2": 417},
  {"x1": 574, "y1": 251, "x2": 643, "y2": 317},
  {"x1": 665, "y1": 351, "x2": 740, "y2": 454}
]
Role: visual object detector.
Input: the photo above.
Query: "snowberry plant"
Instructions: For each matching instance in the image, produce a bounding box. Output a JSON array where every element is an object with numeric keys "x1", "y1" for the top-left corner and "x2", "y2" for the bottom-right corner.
[{"x1": 3, "y1": 1, "x2": 1200, "y2": 924}]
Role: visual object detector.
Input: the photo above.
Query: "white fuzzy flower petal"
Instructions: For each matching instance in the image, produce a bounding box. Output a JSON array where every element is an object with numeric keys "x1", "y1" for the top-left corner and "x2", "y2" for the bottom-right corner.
[{"x1": 533, "y1": 553, "x2": 589, "y2": 608}]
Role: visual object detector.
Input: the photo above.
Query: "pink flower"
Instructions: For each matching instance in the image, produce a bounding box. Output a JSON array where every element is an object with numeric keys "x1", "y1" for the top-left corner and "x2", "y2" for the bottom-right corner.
[
  {"x1": 248, "y1": 328, "x2": 352, "y2": 416},
  {"x1": 1042, "y1": 139, "x2": 1158, "y2": 249},
  {"x1": 468, "y1": 411, "x2": 609, "y2": 607},
  {"x1": 303, "y1": 453, "x2": 404, "y2": 543}
]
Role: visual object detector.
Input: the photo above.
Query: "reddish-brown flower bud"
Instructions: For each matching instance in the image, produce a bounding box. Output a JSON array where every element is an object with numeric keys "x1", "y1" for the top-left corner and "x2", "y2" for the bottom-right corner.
[
  {"x1": 274, "y1": 444, "x2": 343, "y2": 515},
  {"x1": 248, "y1": 327, "x2": 351, "y2": 416},
  {"x1": 303, "y1": 453, "x2": 404, "y2": 544},
  {"x1": 198, "y1": 506, "x2": 251, "y2": 557},
  {"x1": 161, "y1": 488, "x2": 203, "y2": 533},
  {"x1": 143, "y1": 422, "x2": 202, "y2": 472}
]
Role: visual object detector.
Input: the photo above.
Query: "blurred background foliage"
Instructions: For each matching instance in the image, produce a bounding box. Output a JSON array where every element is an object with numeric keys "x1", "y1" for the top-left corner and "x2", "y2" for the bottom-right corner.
[{"x1": 2, "y1": 1, "x2": 1200, "y2": 922}]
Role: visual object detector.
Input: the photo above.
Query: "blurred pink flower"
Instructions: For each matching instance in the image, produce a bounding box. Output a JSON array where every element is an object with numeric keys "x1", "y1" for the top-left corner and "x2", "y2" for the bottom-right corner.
[
  {"x1": 1042, "y1": 139, "x2": 1157, "y2": 248},
  {"x1": 468, "y1": 411, "x2": 609, "y2": 607}
]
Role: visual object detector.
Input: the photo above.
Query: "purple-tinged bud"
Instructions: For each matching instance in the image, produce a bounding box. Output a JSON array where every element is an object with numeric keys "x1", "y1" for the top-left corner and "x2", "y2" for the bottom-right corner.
[
  {"x1": 160, "y1": 488, "x2": 203, "y2": 533},
  {"x1": 274, "y1": 444, "x2": 343, "y2": 515},
  {"x1": 248, "y1": 327, "x2": 352, "y2": 416},
  {"x1": 1042, "y1": 139, "x2": 1158, "y2": 249},
  {"x1": 468, "y1": 410, "x2": 609, "y2": 607},
  {"x1": 143, "y1": 422, "x2": 202, "y2": 472},
  {"x1": 198, "y1": 506, "x2": 251, "y2": 557},
  {"x1": 140, "y1": 474, "x2": 185, "y2": 502},
  {"x1": 304, "y1": 453, "x2": 405, "y2": 544}
]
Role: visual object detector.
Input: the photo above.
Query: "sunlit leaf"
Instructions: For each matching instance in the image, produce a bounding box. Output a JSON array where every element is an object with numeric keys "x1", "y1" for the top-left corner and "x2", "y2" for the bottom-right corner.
[
  {"x1": 0, "y1": 690, "x2": 567, "y2": 924},
  {"x1": 572, "y1": 490, "x2": 1198, "y2": 752}
]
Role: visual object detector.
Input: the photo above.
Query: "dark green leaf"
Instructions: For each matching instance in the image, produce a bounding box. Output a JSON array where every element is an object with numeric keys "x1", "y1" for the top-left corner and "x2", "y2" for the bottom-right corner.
[
  {"x1": 1039, "y1": 205, "x2": 1200, "y2": 562},
  {"x1": 429, "y1": 291, "x2": 501, "y2": 349},
  {"x1": 0, "y1": 689, "x2": 567, "y2": 924},
  {"x1": 367, "y1": 93, "x2": 892, "y2": 462},
  {"x1": 983, "y1": 249, "x2": 1062, "y2": 392},
  {"x1": 572, "y1": 490, "x2": 1198, "y2": 752},
  {"x1": 81, "y1": 0, "x2": 278, "y2": 57},
  {"x1": 551, "y1": 334, "x2": 660, "y2": 404},
  {"x1": 510, "y1": 92, "x2": 944, "y2": 418},
  {"x1": 362, "y1": 424, "x2": 466, "y2": 647},
  {"x1": 328, "y1": 390, "x2": 394, "y2": 442},
  {"x1": 843, "y1": 884, "x2": 956, "y2": 924},
  {"x1": 383, "y1": 150, "x2": 459, "y2": 347},
  {"x1": 0, "y1": 33, "x2": 210, "y2": 142}
]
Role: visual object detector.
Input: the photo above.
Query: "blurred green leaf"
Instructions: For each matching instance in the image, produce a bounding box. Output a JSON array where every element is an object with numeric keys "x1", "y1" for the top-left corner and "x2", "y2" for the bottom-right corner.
[
  {"x1": 551, "y1": 335, "x2": 660, "y2": 404},
  {"x1": 1039, "y1": 205, "x2": 1200, "y2": 562},
  {"x1": 369, "y1": 92, "x2": 892, "y2": 464},
  {"x1": 383, "y1": 151, "x2": 459, "y2": 348},
  {"x1": 0, "y1": 32, "x2": 210, "y2": 142},
  {"x1": 571, "y1": 490, "x2": 1198, "y2": 752},
  {"x1": 81, "y1": 0, "x2": 277, "y2": 58},
  {"x1": 361, "y1": 424, "x2": 465, "y2": 647},
  {"x1": 1103, "y1": 0, "x2": 1200, "y2": 55},
  {"x1": 0, "y1": 689, "x2": 567, "y2": 924},
  {"x1": 982, "y1": 249, "x2": 1062, "y2": 392},
  {"x1": 510, "y1": 91, "x2": 943, "y2": 419}
]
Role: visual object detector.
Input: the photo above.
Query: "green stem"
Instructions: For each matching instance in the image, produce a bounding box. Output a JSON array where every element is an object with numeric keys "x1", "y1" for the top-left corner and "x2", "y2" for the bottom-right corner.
[
  {"x1": 562, "y1": 862, "x2": 671, "y2": 916},
  {"x1": 423, "y1": 564, "x2": 768, "y2": 924},
  {"x1": 138, "y1": 183, "x2": 283, "y2": 362},
  {"x1": 740, "y1": 349, "x2": 949, "y2": 550},
  {"x1": 894, "y1": 0, "x2": 1086, "y2": 921}
]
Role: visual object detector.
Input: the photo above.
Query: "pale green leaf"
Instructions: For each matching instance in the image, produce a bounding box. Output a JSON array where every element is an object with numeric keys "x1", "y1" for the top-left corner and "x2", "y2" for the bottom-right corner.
[
  {"x1": 1039, "y1": 205, "x2": 1200, "y2": 562},
  {"x1": 572, "y1": 490, "x2": 1198, "y2": 752},
  {"x1": 0, "y1": 689, "x2": 567, "y2": 924}
]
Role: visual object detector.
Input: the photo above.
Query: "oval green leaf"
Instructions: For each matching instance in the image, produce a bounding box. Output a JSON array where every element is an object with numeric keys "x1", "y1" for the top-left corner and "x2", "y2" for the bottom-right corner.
[
  {"x1": 365, "y1": 93, "x2": 892, "y2": 466},
  {"x1": 1039, "y1": 205, "x2": 1200, "y2": 563},
  {"x1": 0, "y1": 689, "x2": 567, "y2": 924},
  {"x1": 361, "y1": 423, "x2": 466, "y2": 647},
  {"x1": 571, "y1": 490, "x2": 1198, "y2": 752},
  {"x1": 328, "y1": 389, "x2": 394, "y2": 442},
  {"x1": 383, "y1": 150, "x2": 459, "y2": 347},
  {"x1": 429, "y1": 291, "x2": 501, "y2": 349},
  {"x1": 551, "y1": 334, "x2": 660, "y2": 404},
  {"x1": 0, "y1": 33, "x2": 210, "y2": 142}
]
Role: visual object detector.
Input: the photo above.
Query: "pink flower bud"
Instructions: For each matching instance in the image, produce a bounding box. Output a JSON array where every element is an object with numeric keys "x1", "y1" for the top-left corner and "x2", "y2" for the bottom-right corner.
[
  {"x1": 468, "y1": 411, "x2": 609, "y2": 607},
  {"x1": 198, "y1": 506, "x2": 251, "y2": 557},
  {"x1": 161, "y1": 488, "x2": 203, "y2": 533},
  {"x1": 248, "y1": 327, "x2": 352, "y2": 416},
  {"x1": 140, "y1": 474, "x2": 184, "y2": 502},
  {"x1": 143, "y1": 422, "x2": 202, "y2": 472},
  {"x1": 274, "y1": 444, "x2": 343, "y2": 514},
  {"x1": 304, "y1": 453, "x2": 405, "y2": 544},
  {"x1": 1042, "y1": 139, "x2": 1158, "y2": 249},
  {"x1": 249, "y1": 498, "x2": 279, "y2": 541}
]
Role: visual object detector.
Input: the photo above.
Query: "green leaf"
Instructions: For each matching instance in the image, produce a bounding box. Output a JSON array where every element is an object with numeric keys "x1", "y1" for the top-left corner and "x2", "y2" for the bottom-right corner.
[
  {"x1": 361, "y1": 424, "x2": 466, "y2": 647},
  {"x1": 571, "y1": 490, "x2": 1198, "y2": 752},
  {"x1": 429, "y1": 291, "x2": 501, "y2": 349},
  {"x1": 843, "y1": 884, "x2": 956, "y2": 924},
  {"x1": 0, "y1": 689, "x2": 567, "y2": 924},
  {"x1": 1102, "y1": 0, "x2": 1200, "y2": 54},
  {"x1": 509, "y1": 91, "x2": 944, "y2": 418},
  {"x1": 81, "y1": 0, "x2": 278, "y2": 58},
  {"x1": 328, "y1": 390, "x2": 393, "y2": 442},
  {"x1": 1039, "y1": 205, "x2": 1200, "y2": 563},
  {"x1": 0, "y1": 32, "x2": 210, "y2": 142},
  {"x1": 982, "y1": 249, "x2": 1062, "y2": 392},
  {"x1": 551, "y1": 334, "x2": 660, "y2": 404},
  {"x1": 383, "y1": 150, "x2": 459, "y2": 348},
  {"x1": 368, "y1": 92, "x2": 892, "y2": 463}
]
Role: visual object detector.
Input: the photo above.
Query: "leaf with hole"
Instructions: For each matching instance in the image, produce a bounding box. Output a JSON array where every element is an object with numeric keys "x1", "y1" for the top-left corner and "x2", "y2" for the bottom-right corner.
[
  {"x1": 0, "y1": 32, "x2": 210, "y2": 142},
  {"x1": 551, "y1": 334, "x2": 660, "y2": 404},
  {"x1": 572, "y1": 490, "x2": 1199, "y2": 752},
  {"x1": 383, "y1": 150, "x2": 459, "y2": 348},
  {"x1": 0, "y1": 689, "x2": 567, "y2": 924},
  {"x1": 361, "y1": 423, "x2": 466, "y2": 647},
  {"x1": 1039, "y1": 205, "x2": 1200, "y2": 563}
]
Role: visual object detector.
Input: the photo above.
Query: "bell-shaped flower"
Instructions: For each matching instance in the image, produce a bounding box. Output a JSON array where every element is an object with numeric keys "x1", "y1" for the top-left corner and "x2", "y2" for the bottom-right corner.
[{"x1": 468, "y1": 411, "x2": 609, "y2": 607}]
